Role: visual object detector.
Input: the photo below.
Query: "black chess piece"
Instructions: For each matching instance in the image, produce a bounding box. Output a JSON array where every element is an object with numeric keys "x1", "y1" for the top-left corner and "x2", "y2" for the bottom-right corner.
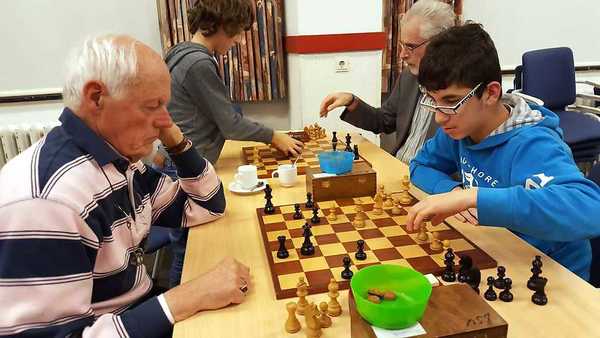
[
  {"x1": 341, "y1": 256, "x2": 353, "y2": 279},
  {"x1": 305, "y1": 192, "x2": 314, "y2": 208},
  {"x1": 484, "y1": 276, "x2": 497, "y2": 301},
  {"x1": 355, "y1": 240, "x2": 367, "y2": 260},
  {"x1": 311, "y1": 206, "x2": 320, "y2": 224},
  {"x1": 457, "y1": 255, "x2": 473, "y2": 283},
  {"x1": 277, "y1": 235, "x2": 289, "y2": 259},
  {"x1": 345, "y1": 133, "x2": 352, "y2": 152},
  {"x1": 531, "y1": 277, "x2": 548, "y2": 306},
  {"x1": 465, "y1": 267, "x2": 481, "y2": 294},
  {"x1": 527, "y1": 255, "x2": 543, "y2": 291},
  {"x1": 498, "y1": 277, "x2": 513, "y2": 302},
  {"x1": 494, "y1": 266, "x2": 507, "y2": 289},
  {"x1": 442, "y1": 248, "x2": 456, "y2": 282},
  {"x1": 353, "y1": 144, "x2": 359, "y2": 160},
  {"x1": 293, "y1": 203, "x2": 303, "y2": 220},
  {"x1": 300, "y1": 222, "x2": 315, "y2": 256},
  {"x1": 264, "y1": 184, "x2": 274, "y2": 214},
  {"x1": 332, "y1": 131, "x2": 338, "y2": 151}
]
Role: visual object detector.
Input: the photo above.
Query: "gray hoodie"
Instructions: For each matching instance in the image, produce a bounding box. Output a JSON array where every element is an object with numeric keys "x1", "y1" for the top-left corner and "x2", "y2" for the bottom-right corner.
[{"x1": 165, "y1": 42, "x2": 273, "y2": 164}]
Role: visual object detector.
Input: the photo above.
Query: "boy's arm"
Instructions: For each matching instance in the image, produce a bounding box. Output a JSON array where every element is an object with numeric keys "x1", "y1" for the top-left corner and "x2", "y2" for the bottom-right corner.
[
  {"x1": 182, "y1": 60, "x2": 273, "y2": 144},
  {"x1": 477, "y1": 135, "x2": 600, "y2": 242},
  {"x1": 409, "y1": 128, "x2": 462, "y2": 194}
]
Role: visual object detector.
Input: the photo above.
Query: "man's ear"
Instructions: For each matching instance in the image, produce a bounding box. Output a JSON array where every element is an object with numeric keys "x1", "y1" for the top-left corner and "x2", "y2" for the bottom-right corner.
[
  {"x1": 81, "y1": 81, "x2": 106, "y2": 113},
  {"x1": 483, "y1": 81, "x2": 503, "y2": 105}
]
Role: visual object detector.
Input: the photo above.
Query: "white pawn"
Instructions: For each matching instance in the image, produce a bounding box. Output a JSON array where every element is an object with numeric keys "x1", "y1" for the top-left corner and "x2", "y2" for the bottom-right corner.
[
  {"x1": 318, "y1": 302, "x2": 332, "y2": 328},
  {"x1": 285, "y1": 302, "x2": 301, "y2": 333}
]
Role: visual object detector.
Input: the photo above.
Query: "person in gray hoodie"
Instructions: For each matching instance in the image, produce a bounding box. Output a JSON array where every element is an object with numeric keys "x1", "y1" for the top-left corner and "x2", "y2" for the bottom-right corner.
[
  {"x1": 161, "y1": 0, "x2": 303, "y2": 288},
  {"x1": 165, "y1": 0, "x2": 303, "y2": 165}
]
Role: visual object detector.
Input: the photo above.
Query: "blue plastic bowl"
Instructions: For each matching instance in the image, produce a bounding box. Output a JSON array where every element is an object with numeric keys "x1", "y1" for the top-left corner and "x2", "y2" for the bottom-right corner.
[{"x1": 317, "y1": 151, "x2": 354, "y2": 174}]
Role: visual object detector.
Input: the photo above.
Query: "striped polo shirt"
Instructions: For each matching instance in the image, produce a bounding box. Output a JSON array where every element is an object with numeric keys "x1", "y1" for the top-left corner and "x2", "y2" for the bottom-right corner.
[{"x1": 0, "y1": 108, "x2": 225, "y2": 337}]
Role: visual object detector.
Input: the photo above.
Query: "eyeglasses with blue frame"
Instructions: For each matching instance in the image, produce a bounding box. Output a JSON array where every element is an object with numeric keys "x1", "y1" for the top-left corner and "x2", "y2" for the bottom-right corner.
[{"x1": 419, "y1": 82, "x2": 484, "y2": 115}]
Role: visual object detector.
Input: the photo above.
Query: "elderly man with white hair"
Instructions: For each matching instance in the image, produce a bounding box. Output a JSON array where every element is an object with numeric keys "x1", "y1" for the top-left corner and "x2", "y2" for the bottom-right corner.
[
  {"x1": 320, "y1": 0, "x2": 456, "y2": 164},
  {"x1": 0, "y1": 35, "x2": 250, "y2": 337}
]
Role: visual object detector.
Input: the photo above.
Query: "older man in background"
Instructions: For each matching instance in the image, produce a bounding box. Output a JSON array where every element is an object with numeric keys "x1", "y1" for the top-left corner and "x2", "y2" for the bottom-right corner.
[
  {"x1": 0, "y1": 35, "x2": 249, "y2": 337},
  {"x1": 320, "y1": 0, "x2": 457, "y2": 164}
]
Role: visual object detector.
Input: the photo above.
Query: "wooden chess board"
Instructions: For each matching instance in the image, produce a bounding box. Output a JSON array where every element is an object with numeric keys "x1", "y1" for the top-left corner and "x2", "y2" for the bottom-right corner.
[
  {"x1": 242, "y1": 138, "x2": 366, "y2": 179},
  {"x1": 256, "y1": 194, "x2": 497, "y2": 299}
]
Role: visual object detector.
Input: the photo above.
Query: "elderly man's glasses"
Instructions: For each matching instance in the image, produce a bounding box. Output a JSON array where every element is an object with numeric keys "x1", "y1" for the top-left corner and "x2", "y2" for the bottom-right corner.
[
  {"x1": 399, "y1": 39, "x2": 429, "y2": 53},
  {"x1": 419, "y1": 83, "x2": 483, "y2": 115}
]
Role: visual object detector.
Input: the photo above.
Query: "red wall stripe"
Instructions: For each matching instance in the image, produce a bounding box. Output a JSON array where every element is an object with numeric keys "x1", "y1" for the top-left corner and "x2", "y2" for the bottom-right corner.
[{"x1": 285, "y1": 32, "x2": 386, "y2": 54}]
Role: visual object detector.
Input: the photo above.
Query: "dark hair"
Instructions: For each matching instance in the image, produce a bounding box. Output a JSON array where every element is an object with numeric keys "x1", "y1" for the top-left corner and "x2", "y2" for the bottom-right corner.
[
  {"x1": 418, "y1": 23, "x2": 501, "y2": 98},
  {"x1": 188, "y1": 0, "x2": 254, "y2": 37}
]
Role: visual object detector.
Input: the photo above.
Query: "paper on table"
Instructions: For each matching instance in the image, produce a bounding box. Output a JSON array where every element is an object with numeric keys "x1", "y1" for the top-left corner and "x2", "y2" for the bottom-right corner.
[
  {"x1": 313, "y1": 173, "x2": 336, "y2": 178},
  {"x1": 372, "y1": 322, "x2": 426, "y2": 338}
]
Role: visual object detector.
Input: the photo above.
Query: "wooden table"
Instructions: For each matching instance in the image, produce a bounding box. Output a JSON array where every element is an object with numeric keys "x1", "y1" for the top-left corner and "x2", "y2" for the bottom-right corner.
[{"x1": 173, "y1": 135, "x2": 600, "y2": 338}]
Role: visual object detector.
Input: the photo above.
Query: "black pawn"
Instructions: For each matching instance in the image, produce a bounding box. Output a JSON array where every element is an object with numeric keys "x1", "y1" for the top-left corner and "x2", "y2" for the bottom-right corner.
[
  {"x1": 345, "y1": 133, "x2": 352, "y2": 152},
  {"x1": 442, "y1": 248, "x2": 456, "y2": 282},
  {"x1": 527, "y1": 255, "x2": 543, "y2": 291},
  {"x1": 293, "y1": 203, "x2": 303, "y2": 219},
  {"x1": 276, "y1": 235, "x2": 289, "y2": 259},
  {"x1": 493, "y1": 266, "x2": 507, "y2": 289},
  {"x1": 300, "y1": 223, "x2": 315, "y2": 256},
  {"x1": 311, "y1": 206, "x2": 320, "y2": 224},
  {"x1": 498, "y1": 277, "x2": 513, "y2": 302},
  {"x1": 305, "y1": 192, "x2": 314, "y2": 209},
  {"x1": 264, "y1": 184, "x2": 274, "y2": 214},
  {"x1": 355, "y1": 240, "x2": 367, "y2": 260},
  {"x1": 531, "y1": 277, "x2": 548, "y2": 306},
  {"x1": 484, "y1": 276, "x2": 497, "y2": 301},
  {"x1": 353, "y1": 144, "x2": 359, "y2": 160},
  {"x1": 457, "y1": 255, "x2": 473, "y2": 283},
  {"x1": 341, "y1": 256, "x2": 353, "y2": 280}
]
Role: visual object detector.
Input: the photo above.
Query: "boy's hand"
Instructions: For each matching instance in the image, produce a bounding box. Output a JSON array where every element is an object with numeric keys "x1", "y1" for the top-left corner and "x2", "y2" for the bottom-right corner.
[
  {"x1": 271, "y1": 132, "x2": 304, "y2": 157},
  {"x1": 451, "y1": 186, "x2": 479, "y2": 224},
  {"x1": 406, "y1": 188, "x2": 478, "y2": 231}
]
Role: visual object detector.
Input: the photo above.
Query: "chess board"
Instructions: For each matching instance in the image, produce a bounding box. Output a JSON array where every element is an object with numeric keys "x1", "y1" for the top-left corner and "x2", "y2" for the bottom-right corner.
[
  {"x1": 242, "y1": 138, "x2": 366, "y2": 179},
  {"x1": 256, "y1": 194, "x2": 497, "y2": 299}
]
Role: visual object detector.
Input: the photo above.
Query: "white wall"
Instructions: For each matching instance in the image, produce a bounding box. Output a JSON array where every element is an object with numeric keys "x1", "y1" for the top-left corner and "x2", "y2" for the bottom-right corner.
[
  {"x1": 285, "y1": 0, "x2": 382, "y2": 36},
  {"x1": 463, "y1": 0, "x2": 600, "y2": 70},
  {"x1": 0, "y1": 0, "x2": 162, "y2": 97},
  {"x1": 285, "y1": 0, "x2": 383, "y2": 144}
]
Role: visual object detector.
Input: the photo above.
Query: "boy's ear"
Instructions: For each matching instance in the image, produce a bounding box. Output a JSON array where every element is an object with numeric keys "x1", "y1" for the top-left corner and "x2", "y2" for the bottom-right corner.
[{"x1": 483, "y1": 81, "x2": 503, "y2": 104}]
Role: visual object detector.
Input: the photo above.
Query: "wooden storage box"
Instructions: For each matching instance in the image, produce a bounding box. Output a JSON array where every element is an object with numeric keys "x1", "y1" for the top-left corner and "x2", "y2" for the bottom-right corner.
[{"x1": 305, "y1": 162, "x2": 376, "y2": 202}]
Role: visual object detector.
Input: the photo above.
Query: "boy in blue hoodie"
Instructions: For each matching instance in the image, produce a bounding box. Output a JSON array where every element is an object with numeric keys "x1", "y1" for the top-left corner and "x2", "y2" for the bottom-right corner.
[{"x1": 406, "y1": 23, "x2": 600, "y2": 280}]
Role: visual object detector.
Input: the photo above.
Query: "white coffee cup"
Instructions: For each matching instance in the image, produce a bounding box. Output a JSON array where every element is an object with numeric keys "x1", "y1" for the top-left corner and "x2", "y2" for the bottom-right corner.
[
  {"x1": 234, "y1": 165, "x2": 258, "y2": 190},
  {"x1": 272, "y1": 164, "x2": 298, "y2": 187}
]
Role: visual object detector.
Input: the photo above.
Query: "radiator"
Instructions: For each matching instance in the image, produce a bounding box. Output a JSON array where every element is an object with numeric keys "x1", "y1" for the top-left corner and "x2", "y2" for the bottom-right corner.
[{"x1": 0, "y1": 123, "x2": 59, "y2": 169}]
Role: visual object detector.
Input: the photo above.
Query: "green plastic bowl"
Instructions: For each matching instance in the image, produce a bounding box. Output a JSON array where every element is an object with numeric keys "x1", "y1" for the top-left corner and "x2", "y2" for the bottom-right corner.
[{"x1": 350, "y1": 264, "x2": 432, "y2": 329}]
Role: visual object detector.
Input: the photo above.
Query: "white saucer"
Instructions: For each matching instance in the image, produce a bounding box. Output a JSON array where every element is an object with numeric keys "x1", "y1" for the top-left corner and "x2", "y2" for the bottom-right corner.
[{"x1": 228, "y1": 179, "x2": 268, "y2": 194}]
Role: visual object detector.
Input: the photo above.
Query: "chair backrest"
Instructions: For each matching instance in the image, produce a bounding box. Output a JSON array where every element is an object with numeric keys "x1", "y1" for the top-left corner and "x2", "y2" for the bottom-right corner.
[{"x1": 521, "y1": 47, "x2": 576, "y2": 110}]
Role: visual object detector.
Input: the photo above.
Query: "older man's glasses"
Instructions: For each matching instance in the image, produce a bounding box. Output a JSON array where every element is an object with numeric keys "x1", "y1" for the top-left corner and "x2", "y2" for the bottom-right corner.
[
  {"x1": 419, "y1": 83, "x2": 483, "y2": 115},
  {"x1": 399, "y1": 39, "x2": 429, "y2": 53}
]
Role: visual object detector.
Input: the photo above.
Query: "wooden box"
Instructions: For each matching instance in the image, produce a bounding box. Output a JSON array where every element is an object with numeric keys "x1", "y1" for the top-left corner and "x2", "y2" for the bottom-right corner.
[
  {"x1": 305, "y1": 162, "x2": 376, "y2": 202},
  {"x1": 350, "y1": 284, "x2": 508, "y2": 338}
]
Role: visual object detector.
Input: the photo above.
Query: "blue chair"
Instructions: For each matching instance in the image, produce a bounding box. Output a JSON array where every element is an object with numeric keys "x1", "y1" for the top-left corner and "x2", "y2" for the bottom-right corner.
[
  {"x1": 145, "y1": 226, "x2": 172, "y2": 281},
  {"x1": 588, "y1": 163, "x2": 600, "y2": 287},
  {"x1": 514, "y1": 47, "x2": 600, "y2": 166}
]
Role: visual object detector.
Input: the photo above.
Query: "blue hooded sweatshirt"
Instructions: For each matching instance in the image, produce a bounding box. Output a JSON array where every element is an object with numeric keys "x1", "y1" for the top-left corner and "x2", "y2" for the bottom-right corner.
[{"x1": 410, "y1": 94, "x2": 600, "y2": 280}]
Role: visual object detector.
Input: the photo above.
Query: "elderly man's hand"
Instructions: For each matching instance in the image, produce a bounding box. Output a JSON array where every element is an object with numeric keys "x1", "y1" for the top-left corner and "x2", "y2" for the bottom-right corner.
[
  {"x1": 319, "y1": 92, "x2": 354, "y2": 117},
  {"x1": 406, "y1": 188, "x2": 478, "y2": 232},
  {"x1": 159, "y1": 123, "x2": 185, "y2": 149},
  {"x1": 164, "y1": 257, "x2": 251, "y2": 322}
]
